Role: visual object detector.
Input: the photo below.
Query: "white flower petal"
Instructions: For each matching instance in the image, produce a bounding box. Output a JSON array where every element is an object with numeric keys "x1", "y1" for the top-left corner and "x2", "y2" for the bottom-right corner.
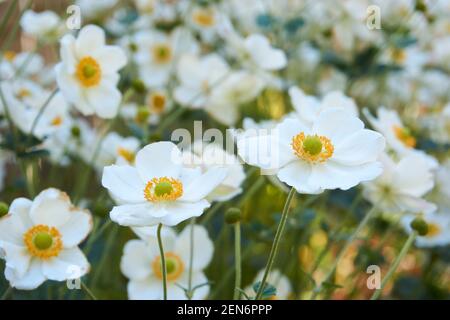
[
  {"x1": 277, "y1": 160, "x2": 322, "y2": 194},
  {"x1": 135, "y1": 142, "x2": 183, "y2": 182},
  {"x1": 102, "y1": 165, "x2": 146, "y2": 204},
  {"x1": 1, "y1": 243, "x2": 31, "y2": 278},
  {"x1": 59, "y1": 209, "x2": 92, "y2": 248},
  {"x1": 110, "y1": 203, "x2": 162, "y2": 227},
  {"x1": 181, "y1": 167, "x2": 228, "y2": 202},
  {"x1": 29, "y1": 189, "x2": 72, "y2": 228},
  {"x1": 92, "y1": 46, "x2": 127, "y2": 74},
  {"x1": 75, "y1": 25, "x2": 106, "y2": 58},
  {"x1": 5, "y1": 258, "x2": 46, "y2": 290},
  {"x1": 0, "y1": 198, "x2": 33, "y2": 246},
  {"x1": 86, "y1": 82, "x2": 122, "y2": 119},
  {"x1": 332, "y1": 129, "x2": 385, "y2": 165},
  {"x1": 392, "y1": 154, "x2": 435, "y2": 197},
  {"x1": 120, "y1": 240, "x2": 153, "y2": 281},
  {"x1": 128, "y1": 276, "x2": 162, "y2": 300},
  {"x1": 42, "y1": 247, "x2": 90, "y2": 281},
  {"x1": 313, "y1": 108, "x2": 364, "y2": 144},
  {"x1": 160, "y1": 201, "x2": 210, "y2": 226},
  {"x1": 175, "y1": 225, "x2": 213, "y2": 271}
]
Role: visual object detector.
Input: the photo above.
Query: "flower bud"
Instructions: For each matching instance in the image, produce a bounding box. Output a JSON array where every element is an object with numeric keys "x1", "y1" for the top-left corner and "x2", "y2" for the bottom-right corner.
[
  {"x1": 225, "y1": 208, "x2": 241, "y2": 224},
  {"x1": 131, "y1": 79, "x2": 146, "y2": 94},
  {"x1": 410, "y1": 217, "x2": 428, "y2": 236},
  {"x1": 71, "y1": 125, "x2": 81, "y2": 138},
  {"x1": 136, "y1": 106, "x2": 150, "y2": 123}
]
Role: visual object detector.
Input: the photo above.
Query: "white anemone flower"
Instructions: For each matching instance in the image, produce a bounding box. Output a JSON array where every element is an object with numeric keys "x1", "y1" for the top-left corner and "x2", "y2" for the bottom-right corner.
[
  {"x1": 182, "y1": 141, "x2": 246, "y2": 202},
  {"x1": 237, "y1": 108, "x2": 385, "y2": 194},
  {"x1": 288, "y1": 86, "x2": 358, "y2": 126},
  {"x1": 363, "y1": 107, "x2": 438, "y2": 169},
  {"x1": 245, "y1": 269, "x2": 291, "y2": 300},
  {"x1": 55, "y1": 25, "x2": 127, "y2": 119},
  {"x1": 207, "y1": 71, "x2": 265, "y2": 126},
  {"x1": 0, "y1": 189, "x2": 92, "y2": 290},
  {"x1": 99, "y1": 132, "x2": 141, "y2": 166},
  {"x1": 363, "y1": 153, "x2": 436, "y2": 214},
  {"x1": 174, "y1": 53, "x2": 229, "y2": 109},
  {"x1": 133, "y1": 28, "x2": 199, "y2": 87},
  {"x1": 401, "y1": 212, "x2": 450, "y2": 248},
  {"x1": 121, "y1": 224, "x2": 213, "y2": 300},
  {"x1": 102, "y1": 141, "x2": 228, "y2": 226},
  {"x1": 20, "y1": 10, "x2": 63, "y2": 40}
]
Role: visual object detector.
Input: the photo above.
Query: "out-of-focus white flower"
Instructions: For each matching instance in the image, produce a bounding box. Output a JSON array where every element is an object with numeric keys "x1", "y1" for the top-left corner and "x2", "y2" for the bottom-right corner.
[
  {"x1": 133, "y1": 28, "x2": 199, "y2": 87},
  {"x1": 76, "y1": 0, "x2": 118, "y2": 19},
  {"x1": 187, "y1": 5, "x2": 220, "y2": 42},
  {"x1": 0, "y1": 52, "x2": 44, "y2": 80},
  {"x1": 99, "y1": 132, "x2": 141, "y2": 166},
  {"x1": 121, "y1": 224, "x2": 213, "y2": 300},
  {"x1": 364, "y1": 107, "x2": 438, "y2": 169},
  {"x1": 182, "y1": 141, "x2": 246, "y2": 202},
  {"x1": 401, "y1": 212, "x2": 450, "y2": 248},
  {"x1": 237, "y1": 108, "x2": 385, "y2": 194},
  {"x1": 245, "y1": 269, "x2": 291, "y2": 300},
  {"x1": 55, "y1": 25, "x2": 127, "y2": 119},
  {"x1": 288, "y1": 86, "x2": 358, "y2": 126},
  {"x1": 0, "y1": 189, "x2": 92, "y2": 290},
  {"x1": 102, "y1": 141, "x2": 227, "y2": 226},
  {"x1": 174, "y1": 53, "x2": 229, "y2": 109},
  {"x1": 207, "y1": 71, "x2": 265, "y2": 126},
  {"x1": 20, "y1": 10, "x2": 63, "y2": 40},
  {"x1": 363, "y1": 153, "x2": 436, "y2": 214},
  {"x1": 429, "y1": 160, "x2": 450, "y2": 209}
]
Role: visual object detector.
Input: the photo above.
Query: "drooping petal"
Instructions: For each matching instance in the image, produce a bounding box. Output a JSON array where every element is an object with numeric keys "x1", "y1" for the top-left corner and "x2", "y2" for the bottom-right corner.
[
  {"x1": 110, "y1": 203, "x2": 162, "y2": 227},
  {"x1": 85, "y1": 82, "x2": 122, "y2": 119},
  {"x1": 1, "y1": 243, "x2": 31, "y2": 278},
  {"x1": 102, "y1": 165, "x2": 146, "y2": 204},
  {"x1": 135, "y1": 142, "x2": 183, "y2": 182},
  {"x1": 159, "y1": 200, "x2": 210, "y2": 226},
  {"x1": 175, "y1": 225, "x2": 213, "y2": 271},
  {"x1": 42, "y1": 247, "x2": 90, "y2": 281},
  {"x1": 277, "y1": 160, "x2": 322, "y2": 194}
]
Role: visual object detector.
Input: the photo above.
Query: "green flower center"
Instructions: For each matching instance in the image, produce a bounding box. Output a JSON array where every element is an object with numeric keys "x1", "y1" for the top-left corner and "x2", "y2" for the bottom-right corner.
[
  {"x1": 33, "y1": 232, "x2": 53, "y2": 250},
  {"x1": 83, "y1": 64, "x2": 97, "y2": 78},
  {"x1": 154, "y1": 181, "x2": 173, "y2": 197},
  {"x1": 303, "y1": 136, "x2": 323, "y2": 156},
  {"x1": 166, "y1": 258, "x2": 177, "y2": 274}
]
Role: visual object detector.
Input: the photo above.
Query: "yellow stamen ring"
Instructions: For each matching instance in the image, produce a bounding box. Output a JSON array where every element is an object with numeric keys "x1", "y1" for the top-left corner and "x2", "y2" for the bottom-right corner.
[
  {"x1": 143, "y1": 177, "x2": 183, "y2": 202},
  {"x1": 76, "y1": 56, "x2": 102, "y2": 87},
  {"x1": 23, "y1": 224, "x2": 63, "y2": 259},
  {"x1": 117, "y1": 147, "x2": 135, "y2": 164},
  {"x1": 393, "y1": 125, "x2": 416, "y2": 148},
  {"x1": 291, "y1": 132, "x2": 334, "y2": 164},
  {"x1": 152, "y1": 252, "x2": 184, "y2": 282}
]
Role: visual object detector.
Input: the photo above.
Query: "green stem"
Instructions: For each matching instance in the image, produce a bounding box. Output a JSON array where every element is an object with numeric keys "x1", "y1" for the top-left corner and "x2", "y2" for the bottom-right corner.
[
  {"x1": 28, "y1": 88, "x2": 59, "y2": 138},
  {"x1": 370, "y1": 231, "x2": 417, "y2": 300},
  {"x1": 83, "y1": 220, "x2": 112, "y2": 256},
  {"x1": 1, "y1": 286, "x2": 12, "y2": 300},
  {"x1": 255, "y1": 186, "x2": 296, "y2": 300},
  {"x1": 311, "y1": 206, "x2": 378, "y2": 300},
  {"x1": 0, "y1": 0, "x2": 18, "y2": 42},
  {"x1": 157, "y1": 223, "x2": 168, "y2": 300},
  {"x1": 187, "y1": 218, "x2": 196, "y2": 299},
  {"x1": 81, "y1": 281, "x2": 98, "y2": 300},
  {"x1": 233, "y1": 222, "x2": 242, "y2": 300}
]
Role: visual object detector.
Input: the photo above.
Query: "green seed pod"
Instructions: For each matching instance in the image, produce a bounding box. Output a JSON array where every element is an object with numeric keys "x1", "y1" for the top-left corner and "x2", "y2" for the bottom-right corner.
[
  {"x1": 225, "y1": 208, "x2": 242, "y2": 224},
  {"x1": 71, "y1": 125, "x2": 81, "y2": 138},
  {"x1": 136, "y1": 106, "x2": 150, "y2": 123},
  {"x1": 410, "y1": 217, "x2": 428, "y2": 236},
  {"x1": 0, "y1": 202, "x2": 9, "y2": 217},
  {"x1": 131, "y1": 79, "x2": 147, "y2": 94}
]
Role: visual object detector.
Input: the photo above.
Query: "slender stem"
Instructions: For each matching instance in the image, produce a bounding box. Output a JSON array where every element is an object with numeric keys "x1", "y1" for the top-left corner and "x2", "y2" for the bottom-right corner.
[
  {"x1": 29, "y1": 88, "x2": 59, "y2": 138},
  {"x1": 187, "y1": 218, "x2": 196, "y2": 299},
  {"x1": 370, "y1": 231, "x2": 417, "y2": 300},
  {"x1": 200, "y1": 202, "x2": 223, "y2": 224},
  {"x1": 81, "y1": 281, "x2": 98, "y2": 300},
  {"x1": 83, "y1": 220, "x2": 112, "y2": 256},
  {"x1": 311, "y1": 206, "x2": 378, "y2": 299},
  {"x1": 233, "y1": 222, "x2": 242, "y2": 300},
  {"x1": 255, "y1": 187, "x2": 296, "y2": 300},
  {"x1": 0, "y1": 0, "x2": 17, "y2": 41},
  {"x1": 157, "y1": 223, "x2": 168, "y2": 300},
  {"x1": 1, "y1": 286, "x2": 12, "y2": 300}
]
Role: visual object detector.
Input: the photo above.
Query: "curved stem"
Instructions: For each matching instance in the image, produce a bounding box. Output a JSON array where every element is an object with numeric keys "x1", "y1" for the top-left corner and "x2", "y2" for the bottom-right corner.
[
  {"x1": 255, "y1": 186, "x2": 296, "y2": 300},
  {"x1": 1, "y1": 286, "x2": 12, "y2": 300},
  {"x1": 29, "y1": 88, "x2": 59, "y2": 138},
  {"x1": 233, "y1": 222, "x2": 242, "y2": 300},
  {"x1": 157, "y1": 223, "x2": 168, "y2": 300},
  {"x1": 370, "y1": 231, "x2": 417, "y2": 300},
  {"x1": 81, "y1": 281, "x2": 98, "y2": 300},
  {"x1": 311, "y1": 206, "x2": 378, "y2": 299},
  {"x1": 187, "y1": 218, "x2": 196, "y2": 299}
]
